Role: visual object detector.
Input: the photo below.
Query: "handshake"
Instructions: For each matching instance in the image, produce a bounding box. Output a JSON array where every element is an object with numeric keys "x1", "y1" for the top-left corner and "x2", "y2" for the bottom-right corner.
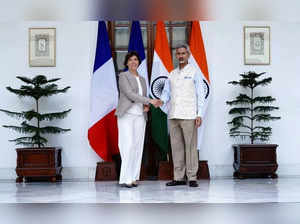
[
  {"x1": 144, "y1": 99, "x2": 163, "y2": 112},
  {"x1": 150, "y1": 99, "x2": 163, "y2": 108}
]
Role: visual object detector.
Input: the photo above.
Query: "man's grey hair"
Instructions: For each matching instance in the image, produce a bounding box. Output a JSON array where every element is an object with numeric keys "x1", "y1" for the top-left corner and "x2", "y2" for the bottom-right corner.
[{"x1": 175, "y1": 43, "x2": 190, "y2": 53}]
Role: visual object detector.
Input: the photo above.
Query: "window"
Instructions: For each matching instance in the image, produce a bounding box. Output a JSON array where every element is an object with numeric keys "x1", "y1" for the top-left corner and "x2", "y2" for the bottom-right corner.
[{"x1": 108, "y1": 21, "x2": 191, "y2": 76}]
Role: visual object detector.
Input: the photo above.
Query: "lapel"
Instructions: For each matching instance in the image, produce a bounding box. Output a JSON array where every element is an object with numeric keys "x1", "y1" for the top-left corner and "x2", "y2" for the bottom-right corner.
[
  {"x1": 140, "y1": 77, "x2": 147, "y2": 97},
  {"x1": 126, "y1": 71, "x2": 138, "y2": 93}
]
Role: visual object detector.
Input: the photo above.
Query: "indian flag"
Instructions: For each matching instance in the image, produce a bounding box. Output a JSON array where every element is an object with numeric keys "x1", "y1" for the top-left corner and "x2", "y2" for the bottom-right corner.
[
  {"x1": 150, "y1": 21, "x2": 174, "y2": 160},
  {"x1": 189, "y1": 21, "x2": 211, "y2": 151}
]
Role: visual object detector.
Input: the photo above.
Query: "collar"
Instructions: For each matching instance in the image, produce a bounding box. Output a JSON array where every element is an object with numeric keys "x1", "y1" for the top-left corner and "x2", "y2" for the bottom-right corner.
[{"x1": 176, "y1": 63, "x2": 190, "y2": 73}]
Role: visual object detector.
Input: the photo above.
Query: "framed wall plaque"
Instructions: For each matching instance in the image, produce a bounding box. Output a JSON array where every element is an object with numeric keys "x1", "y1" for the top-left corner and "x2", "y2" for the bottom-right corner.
[
  {"x1": 29, "y1": 28, "x2": 56, "y2": 67},
  {"x1": 244, "y1": 26, "x2": 270, "y2": 65}
]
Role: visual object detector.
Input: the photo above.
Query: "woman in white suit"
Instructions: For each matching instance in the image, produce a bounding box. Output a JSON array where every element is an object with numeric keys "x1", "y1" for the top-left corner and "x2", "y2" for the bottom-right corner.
[{"x1": 115, "y1": 51, "x2": 160, "y2": 188}]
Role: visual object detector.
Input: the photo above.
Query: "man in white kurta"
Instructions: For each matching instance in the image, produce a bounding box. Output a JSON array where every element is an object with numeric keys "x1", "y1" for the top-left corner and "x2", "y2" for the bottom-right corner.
[{"x1": 160, "y1": 44, "x2": 205, "y2": 187}]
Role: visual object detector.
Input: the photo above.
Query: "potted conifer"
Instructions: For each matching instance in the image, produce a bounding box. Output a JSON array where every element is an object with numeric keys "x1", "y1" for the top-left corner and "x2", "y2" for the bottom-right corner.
[
  {"x1": 0, "y1": 75, "x2": 71, "y2": 182},
  {"x1": 226, "y1": 71, "x2": 280, "y2": 179}
]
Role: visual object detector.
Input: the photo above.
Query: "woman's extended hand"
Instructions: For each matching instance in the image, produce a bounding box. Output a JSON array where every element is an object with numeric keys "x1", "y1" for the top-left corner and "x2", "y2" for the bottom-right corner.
[{"x1": 149, "y1": 99, "x2": 163, "y2": 108}]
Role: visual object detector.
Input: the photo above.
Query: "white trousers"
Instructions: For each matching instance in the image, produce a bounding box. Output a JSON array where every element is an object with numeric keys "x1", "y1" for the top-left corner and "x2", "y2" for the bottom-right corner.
[{"x1": 117, "y1": 113, "x2": 146, "y2": 185}]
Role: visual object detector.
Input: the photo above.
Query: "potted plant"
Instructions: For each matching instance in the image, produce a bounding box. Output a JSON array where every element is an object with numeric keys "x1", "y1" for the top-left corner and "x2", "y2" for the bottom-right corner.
[
  {"x1": 0, "y1": 75, "x2": 71, "y2": 182},
  {"x1": 226, "y1": 71, "x2": 280, "y2": 179}
]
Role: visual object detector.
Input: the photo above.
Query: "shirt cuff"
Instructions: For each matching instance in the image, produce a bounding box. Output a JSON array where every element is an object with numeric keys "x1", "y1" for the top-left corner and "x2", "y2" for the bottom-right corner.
[
  {"x1": 160, "y1": 95, "x2": 167, "y2": 105},
  {"x1": 197, "y1": 110, "x2": 203, "y2": 118}
]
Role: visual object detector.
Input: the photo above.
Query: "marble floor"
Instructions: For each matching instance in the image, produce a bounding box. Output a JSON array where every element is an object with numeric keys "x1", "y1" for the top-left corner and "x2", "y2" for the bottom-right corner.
[{"x1": 1, "y1": 177, "x2": 300, "y2": 203}]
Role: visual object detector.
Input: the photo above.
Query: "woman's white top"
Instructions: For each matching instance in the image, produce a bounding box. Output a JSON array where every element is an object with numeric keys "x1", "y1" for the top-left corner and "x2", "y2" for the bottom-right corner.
[{"x1": 126, "y1": 76, "x2": 144, "y2": 115}]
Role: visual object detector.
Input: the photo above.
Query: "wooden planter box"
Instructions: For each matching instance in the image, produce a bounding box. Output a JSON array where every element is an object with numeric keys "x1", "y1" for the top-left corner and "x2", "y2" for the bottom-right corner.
[
  {"x1": 158, "y1": 160, "x2": 210, "y2": 180},
  {"x1": 16, "y1": 147, "x2": 62, "y2": 183},
  {"x1": 233, "y1": 144, "x2": 278, "y2": 179}
]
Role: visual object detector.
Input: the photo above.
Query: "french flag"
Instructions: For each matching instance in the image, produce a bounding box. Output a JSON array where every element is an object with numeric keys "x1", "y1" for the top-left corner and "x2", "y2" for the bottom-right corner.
[
  {"x1": 88, "y1": 21, "x2": 119, "y2": 161},
  {"x1": 128, "y1": 21, "x2": 149, "y2": 94}
]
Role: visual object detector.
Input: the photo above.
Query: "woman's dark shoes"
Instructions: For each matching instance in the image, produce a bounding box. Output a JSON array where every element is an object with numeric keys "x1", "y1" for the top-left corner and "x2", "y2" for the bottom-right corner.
[
  {"x1": 131, "y1": 181, "x2": 138, "y2": 187},
  {"x1": 166, "y1": 180, "x2": 186, "y2": 186},
  {"x1": 189, "y1": 181, "x2": 198, "y2": 187},
  {"x1": 120, "y1": 184, "x2": 133, "y2": 188}
]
